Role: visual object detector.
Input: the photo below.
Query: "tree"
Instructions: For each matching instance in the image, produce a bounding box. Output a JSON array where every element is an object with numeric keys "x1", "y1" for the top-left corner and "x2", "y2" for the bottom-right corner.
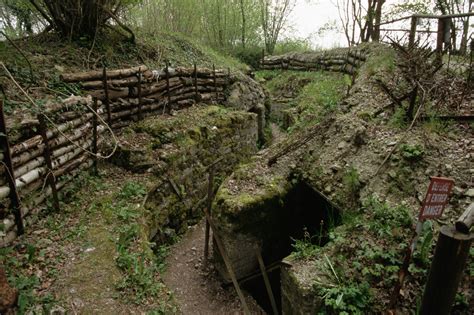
[
  {"x1": 333, "y1": 0, "x2": 385, "y2": 46},
  {"x1": 259, "y1": 0, "x2": 295, "y2": 54},
  {"x1": 28, "y1": 0, "x2": 139, "y2": 39}
]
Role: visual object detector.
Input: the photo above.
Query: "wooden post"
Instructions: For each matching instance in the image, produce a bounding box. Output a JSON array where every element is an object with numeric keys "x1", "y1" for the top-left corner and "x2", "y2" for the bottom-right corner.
[
  {"x1": 261, "y1": 48, "x2": 265, "y2": 69},
  {"x1": 256, "y1": 249, "x2": 279, "y2": 315},
  {"x1": 456, "y1": 203, "x2": 473, "y2": 234},
  {"x1": 37, "y1": 114, "x2": 60, "y2": 212},
  {"x1": 227, "y1": 68, "x2": 231, "y2": 87},
  {"x1": 92, "y1": 97, "x2": 99, "y2": 176},
  {"x1": 102, "y1": 66, "x2": 112, "y2": 126},
  {"x1": 213, "y1": 64, "x2": 217, "y2": 102},
  {"x1": 164, "y1": 61, "x2": 170, "y2": 114},
  {"x1": 194, "y1": 63, "x2": 198, "y2": 102},
  {"x1": 409, "y1": 16, "x2": 418, "y2": 47},
  {"x1": 436, "y1": 18, "x2": 445, "y2": 63},
  {"x1": 137, "y1": 67, "x2": 143, "y2": 120},
  {"x1": 0, "y1": 100, "x2": 24, "y2": 235},
  {"x1": 420, "y1": 225, "x2": 473, "y2": 314},
  {"x1": 204, "y1": 166, "x2": 215, "y2": 264},
  {"x1": 203, "y1": 208, "x2": 251, "y2": 315}
]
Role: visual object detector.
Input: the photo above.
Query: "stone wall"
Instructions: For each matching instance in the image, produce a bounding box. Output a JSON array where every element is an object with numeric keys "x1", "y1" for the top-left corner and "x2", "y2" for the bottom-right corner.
[{"x1": 113, "y1": 106, "x2": 259, "y2": 242}]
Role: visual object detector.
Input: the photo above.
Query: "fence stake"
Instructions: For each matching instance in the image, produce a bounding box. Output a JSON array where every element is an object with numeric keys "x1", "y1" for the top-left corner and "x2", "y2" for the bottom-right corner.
[
  {"x1": 213, "y1": 64, "x2": 217, "y2": 102},
  {"x1": 37, "y1": 114, "x2": 60, "y2": 212},
  {"x1": 164, "y1": 61, "x2": 170, "y2": 114},
  {"x1": 256, "y1": 249, "x2": 279, "y2": 315},
  {"x1": 408, "y1": 16, "x2": 418, "y2": 47},
  {"x1": 194, "y1": 63, "x2": 198, "y2": 102},
  {"x1": 435, "y1": 18, "x2": 445, "y2": 63},
  {"x1": 261, "y1": 48, "x2": 265, "y2": 69},
  {"x1": 204, "y1": 166, "x2": 215, "y2": 264},
  {"x1": 420, "y1": 225, "x2": 473, "y2": 314},
  {"x1": 137, "y1": 67, "x2": 143, "y2": 120},
  {"x1": 0, "y1": 99, "x2": 24, "y2": 235},
  {"x1": 92, "y1": 97, "x2": 99, "y2": 176},
  {"x1": 203, "y1": 207, "x2": 251, "y2": 315},
  {"x1": 102, "y1": 66, "x2": 112, "y2": 126},
  {"x1": 227, "y1": 68, "x2": 230, "y2": 87}
]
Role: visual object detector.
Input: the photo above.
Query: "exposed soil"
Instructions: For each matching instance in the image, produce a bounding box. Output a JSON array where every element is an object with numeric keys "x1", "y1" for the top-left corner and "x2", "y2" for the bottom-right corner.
[{"x1": 163, "y1": 220, "x2": 264, "y2": 314}]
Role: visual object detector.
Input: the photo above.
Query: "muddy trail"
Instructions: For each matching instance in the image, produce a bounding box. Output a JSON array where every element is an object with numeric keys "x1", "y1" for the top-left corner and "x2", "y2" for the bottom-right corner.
[{"x1": 163, "y1": 220, "x2": 264, "y2": 314}]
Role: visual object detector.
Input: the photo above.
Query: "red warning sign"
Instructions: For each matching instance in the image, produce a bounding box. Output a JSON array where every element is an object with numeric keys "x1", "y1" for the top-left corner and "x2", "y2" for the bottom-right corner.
[{"x1": 419, "y1": 177, "x2": 455, "y2": 220}]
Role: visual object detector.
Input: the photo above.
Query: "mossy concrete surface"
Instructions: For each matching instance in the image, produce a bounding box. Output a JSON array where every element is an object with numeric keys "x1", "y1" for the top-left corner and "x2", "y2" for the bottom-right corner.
[{"x1": 113, "y1": 105, "x2": 260, "y2": 244}]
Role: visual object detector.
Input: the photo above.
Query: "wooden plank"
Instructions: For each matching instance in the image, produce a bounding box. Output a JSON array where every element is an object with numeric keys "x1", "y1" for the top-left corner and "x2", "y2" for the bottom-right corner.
[
  {"x1": 92, "y1": 98, "x2": 99, "y2": 175},
  {"x1": 102, "y1": 66, "x2": 112, "y2": 126},
  {"x1": 204, "y1": 166, "x2": 215, "y2": 264},
  {"x1": 0, "y1": 100, "x2": 24, "y2": 235},
  {"x1": 203, "y1": 208, "x2": 250, "y2": 315},
  {"x1": 256, "y1": 249, "x2": 279, "y2": 315}
]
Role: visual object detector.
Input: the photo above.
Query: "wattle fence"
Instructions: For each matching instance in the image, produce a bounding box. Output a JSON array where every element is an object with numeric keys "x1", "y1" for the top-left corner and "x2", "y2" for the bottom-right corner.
[{"x1": 0, "y1": 64, "x2": 234, "y2": 246}]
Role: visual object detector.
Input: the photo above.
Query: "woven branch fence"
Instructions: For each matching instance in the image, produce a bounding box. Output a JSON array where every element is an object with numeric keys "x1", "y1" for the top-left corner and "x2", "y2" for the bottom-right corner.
[{"x1": 0, "y1": 64, "x2": 234, "y2": 246}]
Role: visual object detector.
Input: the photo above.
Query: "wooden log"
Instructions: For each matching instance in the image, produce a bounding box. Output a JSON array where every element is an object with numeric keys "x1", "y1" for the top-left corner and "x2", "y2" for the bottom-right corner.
[
  {"x1": 11, "y1": 122, "x2": 93, "y2": 169},
  {"x1": 0, "y1": 129, "x2": 95, "y2": 186},
  {"x1": 79, "y1": 71, "x2": 154, "y2": 89},
  {"x1": 0, "y1": 100, "x2": 24, "y2": 235},
  {"x1": 455, "y1": 203, "x2": 474, "y2": 234},
  {"x1": 88, "y1": 87, "x2": 129, "y2": 102},
  {"x1": 10, "y1": 113, "x2": 94, "y2": 157},
  {"x1": 420, "y1": 225, "x2": 473, "y2": 314},
  {"x1": 37, "y1": 114, "x2": 60, "y2": 211},
  {"x1": 0, "y1": 139, "x2": 95, "y2": 199},
  {"x1": 1, "y1": 158, "x2": 93, "y2": 244},
  {"x1": 60, "y1": 65, "x2": 148, "y2": 83}
]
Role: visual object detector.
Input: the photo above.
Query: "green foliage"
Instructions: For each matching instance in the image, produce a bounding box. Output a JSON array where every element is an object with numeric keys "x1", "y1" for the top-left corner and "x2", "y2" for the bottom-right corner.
[
  {"x1": 119, "y1": 181, "x2": 147, "y2": 200},
  {"x1": 399, "y1": 143, "x2": 424, "y2": 162},
  {"x1": 273, "y1": 37, "x2": 312, "y2": 55},
  {"x1": 389, "y1": 107, "x2": 409, "y2": 129},
  {"x1": 363, "y1": 47, "x2": 396, "y2": 78},
  {"x1": 318, "y1": 281, "x2": 372, "y2": 314},
  {"x1": 362, "y1": 196, "x2": 413, "y2": 237},
  {"x1": 290, "y1": 229, "x2": 321, "y2": 260},
  {"x1": 343, "y1": 166, "x2": 361, "y2": 205}
]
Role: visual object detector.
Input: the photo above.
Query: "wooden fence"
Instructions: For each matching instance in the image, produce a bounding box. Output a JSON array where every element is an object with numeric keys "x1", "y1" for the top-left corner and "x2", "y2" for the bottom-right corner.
[
  {"x1": 0, "y1": 64, "x2": 234, "y2": 246},
  {"x1": 260, "y1": 49, "x2": 368, "y2": 75}
]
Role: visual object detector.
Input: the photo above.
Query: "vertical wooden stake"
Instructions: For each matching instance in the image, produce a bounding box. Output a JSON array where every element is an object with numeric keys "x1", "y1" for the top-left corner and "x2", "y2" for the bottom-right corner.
[
  {"x1": 92, "y1": 97, "x2": 99, "y2": 176},
  {"x1": 164, "y1": 61, "x2": 170, "y2": 114},
  {"x1": 420, "y1": 225, "x2": 473, "y2": 314},
  {"x1": 227, "y1": 68, "x2": 231, "y2": 87},
  {"x1": 203, "y1": 208, "x2": 251, "y2": 315},
  {"x1": 137, "y1": 67, "x2": 143, "y2": 121},
  {"x1": 102, "y1": 66, "x2": 112, "y2": 126},
  {"x1": 37, "y1": 114, "x2": 60, "y2": 212},
  {"x1": 256, "y1": 249, "x2": 279, "y2": 315},
  {"x1": 409, "y1": 16, "x2": 417, "y2": 48},
  {"x1": 194, "y1": 63, "x2": 198, "y2": 102},
  {"x1": 0, "y1": 100, "x2": 24, "y2": 235},
  {"x1": 261, "y1": 48, "x2": 265, "y2": 69},
  {"x1": 436, "y1": 18, "x2": 445, "y2": 64},
  {"x1": 213, "y1": 64, "x2": 217, "y2": 102},
  {"x1": 204, "y1": 166, "x2": 215, "y2": 264}
]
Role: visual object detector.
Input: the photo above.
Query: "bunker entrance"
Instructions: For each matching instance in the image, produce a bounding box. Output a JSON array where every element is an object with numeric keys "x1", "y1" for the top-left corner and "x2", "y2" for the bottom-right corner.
[{"x1": 241, "y1": 181, "x2": 341, "y2": 314}]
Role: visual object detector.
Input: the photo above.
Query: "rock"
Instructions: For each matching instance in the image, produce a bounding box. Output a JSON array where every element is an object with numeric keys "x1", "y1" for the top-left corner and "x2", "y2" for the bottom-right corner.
[
  {"x1": 49, "y1": 305, "x2": 66, "y2": 315},
  {"x1": 465, "y1": 189, "x2": 474, "y2": 198},
  {"x1": 445, "y1": 164, "x2": 453, "y2": 171},
  {"x1": 453, "y1": 186, "x2": 464, "y2": 196},
  {"x1": 337, "y1": 141, "x2": 348, "y2": 149}
]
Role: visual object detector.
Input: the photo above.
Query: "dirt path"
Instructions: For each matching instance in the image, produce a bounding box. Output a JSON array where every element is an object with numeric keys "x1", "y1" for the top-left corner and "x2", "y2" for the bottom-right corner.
[{"x1": 163, "y1": 220, "x2": 264, "y2": 315}]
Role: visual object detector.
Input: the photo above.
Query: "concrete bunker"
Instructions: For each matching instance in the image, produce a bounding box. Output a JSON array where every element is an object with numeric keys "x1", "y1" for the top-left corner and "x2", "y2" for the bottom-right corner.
[{"x1": 215, "y1": 180, "x2": 341, "y2": 314}]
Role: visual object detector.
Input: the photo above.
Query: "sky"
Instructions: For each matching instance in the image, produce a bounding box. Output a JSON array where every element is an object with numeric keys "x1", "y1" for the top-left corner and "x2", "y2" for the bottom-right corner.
[{"x1": 284, "y1": 0, "x2": 348, "y2": 48}]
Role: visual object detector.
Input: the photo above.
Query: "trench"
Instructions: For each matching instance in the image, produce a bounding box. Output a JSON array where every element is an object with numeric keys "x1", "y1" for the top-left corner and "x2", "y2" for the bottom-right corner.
[{"x1": 237, "y1": 181, "x2": 341, "y2": 314}]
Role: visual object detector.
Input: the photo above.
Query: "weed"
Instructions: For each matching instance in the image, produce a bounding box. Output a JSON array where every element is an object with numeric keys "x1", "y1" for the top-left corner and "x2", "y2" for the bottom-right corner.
[
  {"x1": 290, "y1": 229, "x2": 321, "y2": 260},
  {"x1": 118, "y1": 181, "x2": 147, "y2": 200},
  {"x1": 389, "y1": 107, "x2": 408, "y2": 129},
  {"x1": 399, "y1": 144, "x2": 424, "y2": 162},
  {"x1": 343, "y1": 166, "x2": 361, "y2": 207}
]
